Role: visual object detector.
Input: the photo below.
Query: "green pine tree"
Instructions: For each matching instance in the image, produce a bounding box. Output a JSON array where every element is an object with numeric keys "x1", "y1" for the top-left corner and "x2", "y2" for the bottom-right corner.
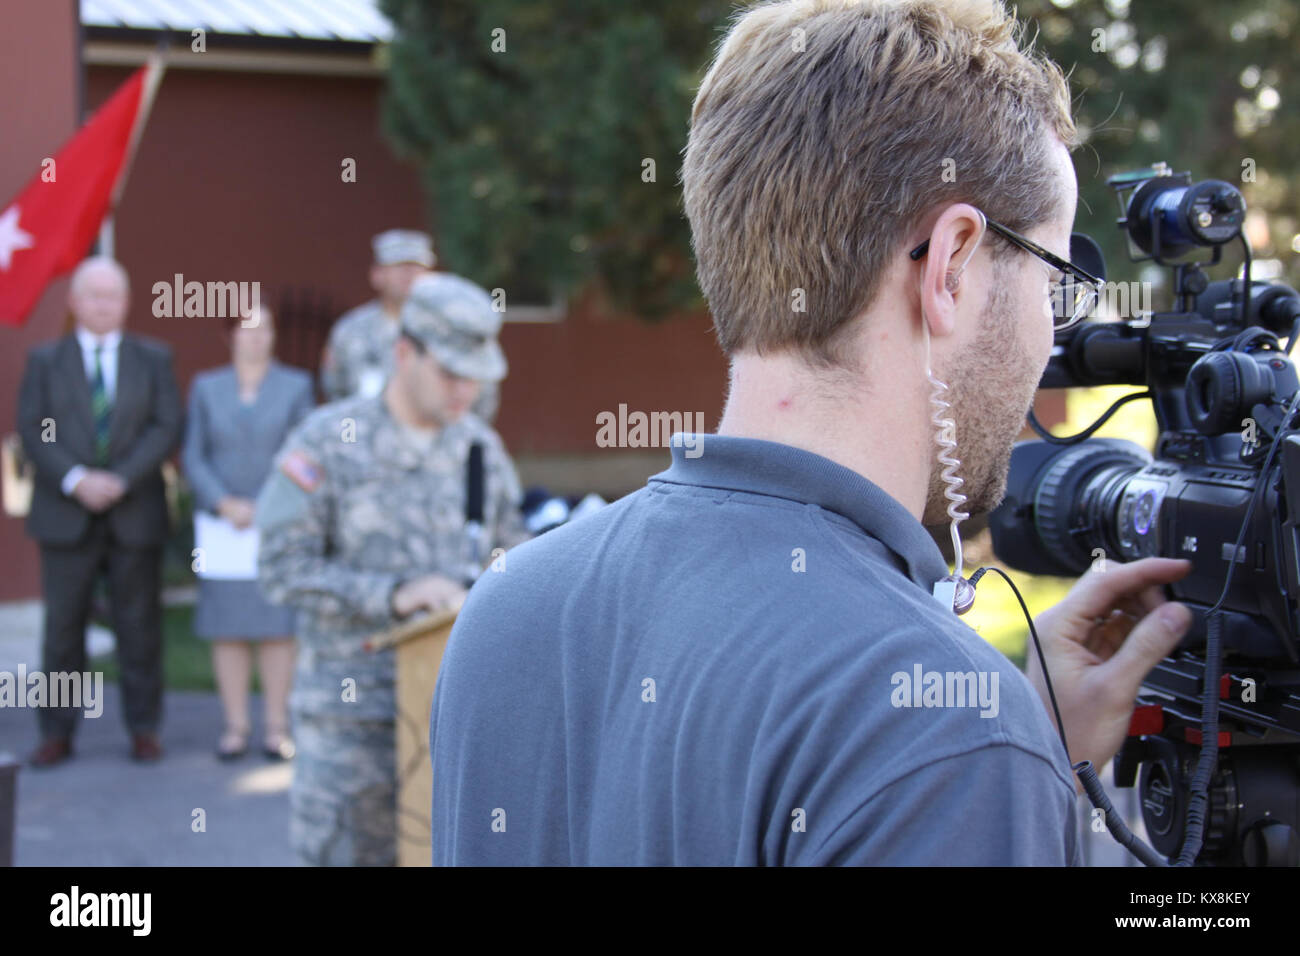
[{"x1": 380, "y1": 0, "x2": 1298, "y2": 319}]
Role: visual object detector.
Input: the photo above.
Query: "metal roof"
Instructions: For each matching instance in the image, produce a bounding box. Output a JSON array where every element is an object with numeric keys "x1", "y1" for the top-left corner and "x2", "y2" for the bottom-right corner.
[{"x1": 81, "y1": 0, "x2": 394, "y2": 44}]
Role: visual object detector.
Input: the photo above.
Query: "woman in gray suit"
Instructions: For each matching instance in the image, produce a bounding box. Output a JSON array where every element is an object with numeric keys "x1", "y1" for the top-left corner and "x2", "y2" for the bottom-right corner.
[{"x1": 182, "y1": 303, "x2": 315, "y2": 760}]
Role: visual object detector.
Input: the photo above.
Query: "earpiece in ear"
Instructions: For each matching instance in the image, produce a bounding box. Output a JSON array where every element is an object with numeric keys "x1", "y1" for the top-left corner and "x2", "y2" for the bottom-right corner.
[{"x1": 945, "y1": 272, "x2": 961, "y2": 293}]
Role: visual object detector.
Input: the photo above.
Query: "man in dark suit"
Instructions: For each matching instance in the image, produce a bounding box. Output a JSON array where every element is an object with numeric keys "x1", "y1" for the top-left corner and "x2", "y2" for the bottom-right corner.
[{"x1": 17, "y1": 256, "x2": 183, "y2": 766}]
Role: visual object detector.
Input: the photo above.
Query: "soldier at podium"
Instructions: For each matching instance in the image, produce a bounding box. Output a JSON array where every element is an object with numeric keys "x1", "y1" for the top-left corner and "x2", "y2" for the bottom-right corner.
[{"x1": 256, "y1": 272, "x2": 529, "y2": 866}]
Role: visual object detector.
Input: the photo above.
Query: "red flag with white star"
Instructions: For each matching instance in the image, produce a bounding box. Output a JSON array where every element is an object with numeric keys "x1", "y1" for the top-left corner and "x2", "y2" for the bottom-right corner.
[{"x1": 0, "y1": 60, "x2": 162, "y2": 325}]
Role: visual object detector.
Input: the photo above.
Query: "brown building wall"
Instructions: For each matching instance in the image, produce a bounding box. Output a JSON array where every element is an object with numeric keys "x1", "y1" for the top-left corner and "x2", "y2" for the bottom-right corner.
[
  {"x1": 85, "y1": 63, "x2": 426, "y2": 392},
  {"x1": 496, "y1": 300, "x2": 728, "y2": 454},
  {"x1": 0, "y1": 0, "x2": 80, "y2": 603}
]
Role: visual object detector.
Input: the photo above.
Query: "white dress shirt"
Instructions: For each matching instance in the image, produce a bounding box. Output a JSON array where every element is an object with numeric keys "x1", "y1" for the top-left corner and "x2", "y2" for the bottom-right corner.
[
  {"x1": 62, "y1": 327, "x2": 124, "y2": 495},
  {"x1": 75, "y1": 327, "x2": 121, "y2": 402}
]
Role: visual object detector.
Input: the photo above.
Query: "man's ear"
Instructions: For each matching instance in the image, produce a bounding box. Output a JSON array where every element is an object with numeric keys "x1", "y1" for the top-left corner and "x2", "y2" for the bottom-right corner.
[
  {"x1": 918, "y1": 203, "x2": 985, "y2": 339},
  {"x1": 369, "y1": 263, "x2": 386, "y2": 296}
]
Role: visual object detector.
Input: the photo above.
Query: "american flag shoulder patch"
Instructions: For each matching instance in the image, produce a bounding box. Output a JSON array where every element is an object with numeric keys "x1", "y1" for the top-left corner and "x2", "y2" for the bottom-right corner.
[{"x1": 280, "y1": 450, "x2": 323, "y2": 493}]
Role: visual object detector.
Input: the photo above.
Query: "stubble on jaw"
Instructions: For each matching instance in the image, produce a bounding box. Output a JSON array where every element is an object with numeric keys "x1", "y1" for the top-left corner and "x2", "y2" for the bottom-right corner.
[{"x1": 921, "y1": 279, "x2": 1032, "y2": 526}]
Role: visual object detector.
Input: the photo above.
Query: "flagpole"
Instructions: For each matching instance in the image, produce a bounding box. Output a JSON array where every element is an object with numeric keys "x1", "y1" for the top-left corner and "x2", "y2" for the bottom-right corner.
[
  {"x1": 109, "y1": 52, "x2": 166, "y2": 210},
  {"x1": 98, "y1": 51, "x2": 166, "y2": 257}
]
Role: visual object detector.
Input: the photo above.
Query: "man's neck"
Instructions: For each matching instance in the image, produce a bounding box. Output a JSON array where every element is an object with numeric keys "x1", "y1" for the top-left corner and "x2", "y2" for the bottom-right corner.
[
  {"x1": 716, "y1": 351, "x2": 931, "y2": 522},
  {"x1": 76, "y1": 327, "x2": 122, "y2": 347},
  {"x1": 382, "y1": 381, "x2": 439, "y2": 434}
]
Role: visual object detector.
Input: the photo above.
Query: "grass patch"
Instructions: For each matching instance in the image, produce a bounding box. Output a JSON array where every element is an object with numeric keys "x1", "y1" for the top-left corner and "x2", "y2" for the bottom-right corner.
[{"x1": 161, "y1": 486, "x2": 197, "y2": 590}]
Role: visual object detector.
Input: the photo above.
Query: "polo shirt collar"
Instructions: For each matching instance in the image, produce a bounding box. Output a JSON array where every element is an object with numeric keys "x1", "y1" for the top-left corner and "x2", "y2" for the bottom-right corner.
[{"x1": 651, "y1": 434, "x2": 951, "y2": 590}]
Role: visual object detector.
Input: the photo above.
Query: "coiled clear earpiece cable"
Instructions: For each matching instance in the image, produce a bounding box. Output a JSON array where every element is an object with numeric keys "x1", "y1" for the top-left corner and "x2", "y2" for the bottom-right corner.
[
  {"x1": 921, "y1": 212, "x2": 986, "y2": 614},
  {"x1": 923, "y1": 323, "x2": 976, "y2": 614},
  {"x1": 923, "y1": 322, "x2": 968, "y2": 580}
]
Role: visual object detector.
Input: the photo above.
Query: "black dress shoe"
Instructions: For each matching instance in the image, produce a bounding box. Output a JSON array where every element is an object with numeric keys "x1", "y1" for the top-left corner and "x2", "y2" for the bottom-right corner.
[
  {"x1": 28, "y1": 737, "x2": 73, "y2": 767},
  {"x1": 262, "y1": 734, "x2": 296, "y2": 761},
  {"x1": 131, "y1": 733, "x2": 163, "y2": 762},
  {"x1": 216, "y1": 727, "x2": 249, "y2": 761}
]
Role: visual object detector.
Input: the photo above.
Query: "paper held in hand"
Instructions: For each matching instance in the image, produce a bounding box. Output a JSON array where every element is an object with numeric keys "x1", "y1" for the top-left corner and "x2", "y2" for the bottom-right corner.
[{"x1": 194, "y1": 511, "x2": 260, "y2": 580}]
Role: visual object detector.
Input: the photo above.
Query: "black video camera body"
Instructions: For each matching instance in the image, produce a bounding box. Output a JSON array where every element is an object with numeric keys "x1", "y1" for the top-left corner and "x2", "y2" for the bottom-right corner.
[{"x1": 989, "y1": 165, "x2": 1300, "y2": 866}]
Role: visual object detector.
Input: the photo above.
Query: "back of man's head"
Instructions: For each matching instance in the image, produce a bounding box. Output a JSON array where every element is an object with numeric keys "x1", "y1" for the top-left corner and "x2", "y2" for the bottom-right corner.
[{"x1": 682, "y1": 0, "x2": 1076, "y2": 367}]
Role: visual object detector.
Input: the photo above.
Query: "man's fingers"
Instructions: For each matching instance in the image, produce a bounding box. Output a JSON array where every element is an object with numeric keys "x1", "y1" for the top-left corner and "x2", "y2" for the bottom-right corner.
[
  {"x1": 1117, "y1": 585, "x2": 1168, "y2": 620},
  {"x1": 1069, "y1": 557, "x2": 1192, "y2": 620},
  {"x1": 1099, "y1": 601, "x2": 1193, "y2": 701},
  {"x1": 1083, "y1": 609, "x2": 1136, "y2": 659}
]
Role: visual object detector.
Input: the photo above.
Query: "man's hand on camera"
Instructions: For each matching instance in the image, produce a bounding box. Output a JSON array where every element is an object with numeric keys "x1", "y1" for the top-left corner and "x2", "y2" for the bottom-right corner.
[
  {"x1": 1027, "y1": 557, "x2": 1194, "y2": 782},
  {"x1": 390, "y1": 574, "x2": 467, "y2": 619}
]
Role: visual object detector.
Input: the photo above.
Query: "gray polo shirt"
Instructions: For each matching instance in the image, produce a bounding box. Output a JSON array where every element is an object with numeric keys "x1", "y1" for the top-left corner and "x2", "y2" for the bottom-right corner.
[{"x1": 431, "y1": 435, "x2": 1082, "y2": 865}]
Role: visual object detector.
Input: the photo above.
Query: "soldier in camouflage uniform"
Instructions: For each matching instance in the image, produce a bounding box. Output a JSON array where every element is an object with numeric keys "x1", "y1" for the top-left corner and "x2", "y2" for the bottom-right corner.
[
  {"x1": 257, "y1": 271, "x2": 530, "y2": 866},
  {"x1": 321, "y1": 230, "x2": 500, "y2": 422}
]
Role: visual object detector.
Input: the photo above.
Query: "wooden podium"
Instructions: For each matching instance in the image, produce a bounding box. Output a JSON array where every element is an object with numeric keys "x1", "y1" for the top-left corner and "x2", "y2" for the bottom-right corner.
[{"x1": 366, "y1": 602, "x2": 461, "y2": 867}]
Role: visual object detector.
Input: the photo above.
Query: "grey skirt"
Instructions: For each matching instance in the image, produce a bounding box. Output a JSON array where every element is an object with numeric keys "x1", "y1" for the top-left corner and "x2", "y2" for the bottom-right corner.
[{"x1": 193, "y1": 579, "x2": 296, "y2": 640}]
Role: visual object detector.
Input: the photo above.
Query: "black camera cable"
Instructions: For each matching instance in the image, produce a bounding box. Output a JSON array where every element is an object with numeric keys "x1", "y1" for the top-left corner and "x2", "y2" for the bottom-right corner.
[
  {"x1": 1239, "y1": 233, "x2": 1253, "y2": 334},
  {"x1": 1028, "y1": 391, "x2": 1154, "y2": 445},
  {"x1": 964, "y1": 564, "x2": 1170, "y2": 866}
]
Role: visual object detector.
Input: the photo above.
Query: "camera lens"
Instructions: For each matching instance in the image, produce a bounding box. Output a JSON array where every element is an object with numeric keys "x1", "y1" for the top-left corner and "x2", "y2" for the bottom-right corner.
[{"x1": 989, "y1": 438, "x2": 1152, "y2": 577}]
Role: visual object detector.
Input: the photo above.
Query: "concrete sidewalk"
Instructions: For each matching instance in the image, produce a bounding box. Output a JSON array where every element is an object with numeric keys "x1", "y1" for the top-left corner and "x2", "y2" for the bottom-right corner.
[
  {"x1": 0, "y1": 593, "x2": 294, "y2": 866},
  {"x1": 0, "y1": 684, "x2": 295, "y2": 866}
]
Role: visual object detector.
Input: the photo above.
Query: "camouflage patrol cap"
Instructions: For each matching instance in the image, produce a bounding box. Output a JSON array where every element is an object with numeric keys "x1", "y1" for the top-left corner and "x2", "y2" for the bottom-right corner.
[
  {"x1": 372, "y1": 230, "x2": 435, "y2": 267},
  {"x1": 400, "y1": 273, "x2": 507, "y2": 382}
]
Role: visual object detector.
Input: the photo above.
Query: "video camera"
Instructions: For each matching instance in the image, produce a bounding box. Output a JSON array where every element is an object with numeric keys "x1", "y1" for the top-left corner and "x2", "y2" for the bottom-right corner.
[{"x1": 988, "y1": 163, "x2": 1300, "y2": 866}]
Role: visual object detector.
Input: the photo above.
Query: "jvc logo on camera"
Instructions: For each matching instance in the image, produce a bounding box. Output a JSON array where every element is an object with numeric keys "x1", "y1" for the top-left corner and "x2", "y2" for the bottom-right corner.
[{"x1": 49, "y1": 886, "x2": 151, "y2": 936}]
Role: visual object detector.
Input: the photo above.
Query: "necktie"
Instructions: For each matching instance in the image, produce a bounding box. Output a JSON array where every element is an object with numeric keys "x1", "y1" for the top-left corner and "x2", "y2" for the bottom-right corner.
[{"x1": 91, "y1": 344, "x2": 111, "y2": 465}]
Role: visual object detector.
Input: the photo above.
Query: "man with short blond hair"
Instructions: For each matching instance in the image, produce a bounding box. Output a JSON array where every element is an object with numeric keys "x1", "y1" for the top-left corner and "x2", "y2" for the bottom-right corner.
[{"x1": 431, "y1": 0, "x2": 1193, "y2": 865}]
